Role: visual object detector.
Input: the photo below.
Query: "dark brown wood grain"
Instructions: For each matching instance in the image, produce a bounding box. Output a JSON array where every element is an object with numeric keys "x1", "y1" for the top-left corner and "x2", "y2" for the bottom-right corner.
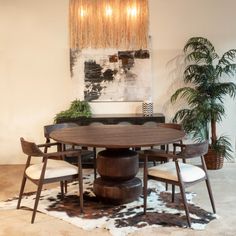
[
  {"x1": 50, "y1": 125, "x2": 185, "y2": 148},
  {"x1": 93, "y1": 149, "x2": 142, "y2": 203},
  {"x1": 50, "y1": 125, "x2": 185, "y2": 204},
  {"x1": 97, "y1": 149, "x2": 139, "y2": 180}
]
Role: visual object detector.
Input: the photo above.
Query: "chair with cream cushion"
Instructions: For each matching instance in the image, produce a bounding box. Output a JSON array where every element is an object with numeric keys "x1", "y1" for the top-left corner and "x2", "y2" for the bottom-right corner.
[
  {"x1": 139, "y1": 123, "x2": 184, "y2": 165},
  {"x1": 17, "y1": 137, "x2": 84, "y2": 224},
  {"x1": 44, "y1": 123, "x2": 96, "y2": 179},
  {"x1": 139, "y1": 123, "x2": 183, "y2": 191},
  {"x1": 143, "y1": 140, "x2": 216, "y2": 227}
]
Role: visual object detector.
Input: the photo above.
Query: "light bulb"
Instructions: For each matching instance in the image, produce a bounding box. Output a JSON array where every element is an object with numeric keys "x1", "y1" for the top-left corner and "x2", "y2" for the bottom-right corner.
[
  {"x1": 80, "y1": 8, "x2": 86, "y2": 17},
  {"x1": 105, "y1": 6, "x2": 112, "y2": 16},
  {"x1": 127, "y1": 6, "x2": 137, "y2": 17}
]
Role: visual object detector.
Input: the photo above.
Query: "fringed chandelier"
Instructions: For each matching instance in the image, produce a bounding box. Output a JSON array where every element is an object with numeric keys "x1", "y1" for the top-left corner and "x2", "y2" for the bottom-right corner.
[{"x1": 69, "y1": 0, "x2": 149, "y2": 50}]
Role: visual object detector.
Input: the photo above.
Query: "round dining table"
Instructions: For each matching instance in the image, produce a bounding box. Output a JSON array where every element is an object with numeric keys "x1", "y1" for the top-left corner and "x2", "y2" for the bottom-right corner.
[{"x1": 50, "y1": 124, "x2": 185, "y2": 204}]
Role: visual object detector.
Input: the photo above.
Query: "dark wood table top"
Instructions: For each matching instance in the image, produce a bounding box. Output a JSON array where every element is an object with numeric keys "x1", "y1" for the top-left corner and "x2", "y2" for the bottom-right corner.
[{"x1": 50, "y1": 125, "x2": 185, "y2": 149}]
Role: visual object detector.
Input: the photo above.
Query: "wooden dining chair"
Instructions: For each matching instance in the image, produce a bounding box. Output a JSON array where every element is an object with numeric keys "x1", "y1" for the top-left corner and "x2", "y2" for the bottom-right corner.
[
  {"x1": 17, "y1": 137, "x2": 84, "y2": 224},
  {"x1": 43, "y1": 122, "x2": 78, "y2": 153},
  {"x1": 138, "y1": 123, "x2": 184, "y2": 166},
  {"x1": 44, "y1": 123, "x2": 97, "y2": 180},
  {"x1": 138, "y1": 123, "x2": 184, "y2": 191},
  {"x1": 143, "y1": 140, "x2": 216, "y2": 227}
]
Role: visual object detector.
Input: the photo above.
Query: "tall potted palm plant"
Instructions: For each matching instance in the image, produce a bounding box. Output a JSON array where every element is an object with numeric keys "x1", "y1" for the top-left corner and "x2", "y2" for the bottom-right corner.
[{"x1": 171, "y1": 37, "x2": 236, "y2": 169}]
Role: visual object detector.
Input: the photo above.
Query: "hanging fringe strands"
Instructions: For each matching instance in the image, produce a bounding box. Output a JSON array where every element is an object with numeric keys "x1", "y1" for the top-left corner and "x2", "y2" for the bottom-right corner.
[{"x1": 69, "y1": 0, "x2": 149, "y2": 50}]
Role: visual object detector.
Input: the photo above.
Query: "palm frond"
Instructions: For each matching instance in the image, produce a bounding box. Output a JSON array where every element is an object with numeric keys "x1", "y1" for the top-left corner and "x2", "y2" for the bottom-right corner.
[
  {"x1": 211, "y1": 82, "x2": 236, "y2": 100},
  {"x1": 172, "y1": 107, "x2": 209, "y2": 138},
  {"x1": 184, "y1": 37, "x2": 215, "y2": 52},
  {"x1": 209, "y1": 102, "x2": 225, "y2": 122},
  {"x1": 218, "y1": 49, "x2": 236, "y2": 66},
  {"x1": 172, "y1": 108, "x2": 192, "y2": 123},
  {"x1": 184, "y1": 64, "x2": 215, "y2": 84},
  {"x1": 211, "y1": 135, "x2": 234, "y2": 160},
  {"x1": 184, "y1": 37, "x2": 219, "y2": 63},
  {"x1": 185, "y1": 51, "x2": 209, "y2": 64},
  {"x1": 217, "y1": 64, "x2": 236, "y2": 77},
  {"x1": 171, "y1": 87, "x2": 195, "y2": 103}
]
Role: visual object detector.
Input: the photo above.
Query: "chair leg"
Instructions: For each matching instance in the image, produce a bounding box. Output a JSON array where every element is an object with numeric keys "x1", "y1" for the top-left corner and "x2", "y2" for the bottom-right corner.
[
  {"x1": 17, "y1": 175, "x2": 27, "y2": 209},
  {"x1": 78, "y1": 157, "x2": 84, "y2": 213},
  {"x1": 175, "y1": 160, "x2": 191, "y2": 227},
  {"x1": 143, "y1": 155, "x2": 148, "y2": 214},
  {"x1": 60, "y1": 181, "x2": 64, "y2": 199},
  {"x1": 179, "y1": 182, "x2": 191, "y2": 227},
  {"x1": 205, "y1": 178, "x2": 216, "y2": 213},
  {"x1": 31, "y1": 182, "x2": 43, "y2": 224},
  {"x1": 64, "y1": 180, "x2": 68, "y2": 194},
  {"x1": 171, "y1": 184, "x2": 175, "y2": 202},
  {"x1": 93, "y1": 147, "x2": 97, "y2": 179},
  {"x1": 201, "y1": 156, "x2": 216, "y2": 214}
]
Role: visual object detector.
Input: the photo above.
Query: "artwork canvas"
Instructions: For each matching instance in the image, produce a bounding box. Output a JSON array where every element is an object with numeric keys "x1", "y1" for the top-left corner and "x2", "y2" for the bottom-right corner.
[{"x1": 70, "y1": 49, "x2": 152, "y2": 102}]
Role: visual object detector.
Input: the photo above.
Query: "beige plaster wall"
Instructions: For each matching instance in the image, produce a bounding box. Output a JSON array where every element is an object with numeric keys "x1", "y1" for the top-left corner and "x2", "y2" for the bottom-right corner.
[
  {"x1": 149, "y1": 0, "x2": 236, "y2": 160},
  {"x1": 0, "y1": 0, "x2": 236, "y2": 164}
]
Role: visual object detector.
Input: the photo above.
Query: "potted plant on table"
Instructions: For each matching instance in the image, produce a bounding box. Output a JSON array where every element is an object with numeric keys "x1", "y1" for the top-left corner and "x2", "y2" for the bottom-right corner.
[
  {"x1": 54, "y1": 99, "x2": 92, "y2": 123},
  {"x1": 171, "y1": 37, "x2": 236, "y2": 169}
]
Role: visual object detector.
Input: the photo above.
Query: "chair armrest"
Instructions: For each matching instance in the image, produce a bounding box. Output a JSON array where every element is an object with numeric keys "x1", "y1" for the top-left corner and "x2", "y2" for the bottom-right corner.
[
  {"x1": 173, "y1": 143, "x2": 186, "y2": 148},
  {"x1": 142, "y1": 150, "x2": 177, "y2": 160},
  {"x1": 37, "y1": 142, "x2": 60, "y2": 148},
  {"x1": 143, "y1": 149, "x2": 188, "y2": 161}
]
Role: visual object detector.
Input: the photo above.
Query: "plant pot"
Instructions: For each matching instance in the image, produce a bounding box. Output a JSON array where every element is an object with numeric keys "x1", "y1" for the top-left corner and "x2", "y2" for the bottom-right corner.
[{"x1": 204, "y1": 148, "x2": 224, "y2": 170}]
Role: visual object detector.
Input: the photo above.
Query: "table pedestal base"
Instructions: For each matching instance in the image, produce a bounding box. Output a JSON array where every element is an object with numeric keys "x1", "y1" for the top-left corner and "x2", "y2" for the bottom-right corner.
[
  {"x1": 94, "y1": 177, "x2": 142, "y2": 204},
  {"x1": 93, "y1": 149, "x2": 142, "y2": 204}
]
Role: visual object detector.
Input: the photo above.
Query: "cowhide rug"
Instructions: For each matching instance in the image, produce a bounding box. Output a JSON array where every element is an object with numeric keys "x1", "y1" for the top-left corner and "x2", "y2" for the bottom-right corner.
[{"x1": 0, "y1": 174, "x2": 217, "y2": 236}]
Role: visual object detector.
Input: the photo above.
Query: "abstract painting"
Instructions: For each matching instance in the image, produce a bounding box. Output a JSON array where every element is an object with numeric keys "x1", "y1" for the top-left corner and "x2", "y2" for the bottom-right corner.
[{"x1": 70, "y1": 49, "x2": 152, "y2": 102}]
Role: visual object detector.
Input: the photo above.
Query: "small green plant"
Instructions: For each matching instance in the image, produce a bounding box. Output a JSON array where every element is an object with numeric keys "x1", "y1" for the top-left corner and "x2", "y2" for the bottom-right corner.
[{"x1": 54, "y1": 100, "x2": 92, "y2": 122}]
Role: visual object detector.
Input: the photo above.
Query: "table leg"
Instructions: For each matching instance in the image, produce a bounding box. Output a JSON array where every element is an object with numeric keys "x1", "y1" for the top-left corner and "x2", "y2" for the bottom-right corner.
[{"x1": 93, "y1": 148, "x2": 142, "y2": 204}]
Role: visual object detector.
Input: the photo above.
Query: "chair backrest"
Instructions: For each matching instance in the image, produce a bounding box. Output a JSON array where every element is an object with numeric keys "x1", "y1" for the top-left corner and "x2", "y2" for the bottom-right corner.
[
  {"x1": 157, "y1": 123, "x2": 184, "y2": 151},
  {"x1": 20, "y1": 138, "x2": 43, "y2": 157},
  {"x1": 44, "y1": 123, "x2": 78, "y2": 139},
  {"x1": 157, "y1": 122, "x2": 183, "y2": 130},
  {"x1": 179, "y1": 140, "x2": 209, "y2": 158}
]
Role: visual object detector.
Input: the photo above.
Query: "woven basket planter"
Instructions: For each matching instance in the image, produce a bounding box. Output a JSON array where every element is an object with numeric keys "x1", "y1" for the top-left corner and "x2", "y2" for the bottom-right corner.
[{"x1": 204, "y1": 148, "x2": 224, "y2": 170}]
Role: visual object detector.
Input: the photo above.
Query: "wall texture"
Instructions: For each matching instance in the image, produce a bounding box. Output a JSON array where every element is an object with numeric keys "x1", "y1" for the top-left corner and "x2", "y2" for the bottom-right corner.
[{"x1": 0, "y1": 0, "x2": 236, "y2": 163}]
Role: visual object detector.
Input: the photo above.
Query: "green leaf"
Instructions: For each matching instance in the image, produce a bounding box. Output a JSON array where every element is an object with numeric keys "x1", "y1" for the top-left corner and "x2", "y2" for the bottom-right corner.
[
  {"x1": 211, "y1": 135, "x2": 234, "y2": 160},
  {"x1": 171, "y1": 36, "x2": 236, "y2": 160},
  {"x1": 54, "y1": 99, "x2": 92, "y2": 122}
]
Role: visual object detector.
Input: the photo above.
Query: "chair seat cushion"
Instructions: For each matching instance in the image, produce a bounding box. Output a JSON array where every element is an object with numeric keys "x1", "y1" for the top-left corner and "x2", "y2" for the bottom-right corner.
[
  {"x1": 148, "y1": 162, "x2": 206, "y2": 182},
  {"x1": 25, "y1": 159, "x2": 78, "y2": 180}
]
